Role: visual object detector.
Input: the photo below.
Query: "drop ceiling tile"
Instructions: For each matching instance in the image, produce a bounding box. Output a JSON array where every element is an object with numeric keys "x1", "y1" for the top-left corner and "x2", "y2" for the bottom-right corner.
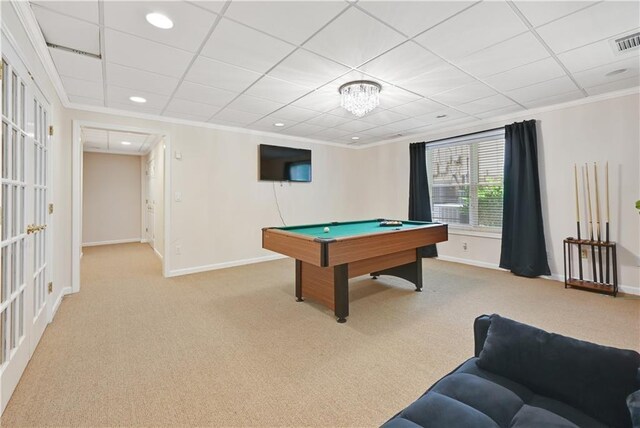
[
  {"x1": 506, "y1": 76, "x2": 579, "y2": 104},
  {"x1": 291, "y1": 87, "x2": 341, "y2": 113},
  {"x1": 32, "y1": 1, "x2": 99, "y2": 23},
  {"x1": 454, "y1": 32, "x2": 550, "y2": 78},
  {"x1": 103, "y1": 1, "x2": 216, "y2": 53},
  {"x1": 164, "y1": 110, "x2": 217, "y2": 123},
  {"x1": 389, "y1": 98, "x2": 444, "y2": 116},
  {"x1": 226, "y1": 94, "x2": 285, "y2": 116},
  {"x1": 108, "y1": 102, "x2": 163, "y2": 115},
  {"x1": 282, "y1": 122, "x2": 325, "y2": 137},
  {"x1": 357, "y1": 1, "x2": 475, "y2": 37},
  {"x1": 49, "y1": 48, "x2": 102, "y2": 82},
  {"x1": 557, "y1": 29, "x2": 640, "y2": 73},
  {"x1": 358, "y1": 41, "x2": 446, "y2": 83},
  {"x1": 483, "y1": 57, "x2": 566, "y2": 91},
  {"x1": 105, "y1": 29, "x2": 193, "y2": 78},
  {"x1": 382, "y1": 118, "x2": 431, "y2": 133},
  {"x1": 585, "y1": 75, "x2": 640, "y2": 96},
  {"x1": 358, "y1": 109, "x2": 408, "y2": 125},
  {"x1": 414, "y1": 1, "x2": 527, "y2": 60},
  {"x1": 377, "y1": 85, "x2": 423, "y2": 110},
  {"x1": 326, "y1": 107, "x2": 360, "y2": 119},
  {"x1": 69, "y1": 95, "x2": 104, "y2": 107},
  {"x1": 304, "y1": 7, "x2": 406, "y2": 67},
  {"x1": 359, "y1": 126, "x2": 403, "y2": 139},
  {"x1": 187, "y1": 1, "x2": 225, "y2": 14},
  {"x1": 248, "y1": 116, "x2": 293, "y2": 131},
  {"x1": 398, "y1": 64, "x2": 475, "y2": 97},
  {"x1": 268, "y1": 105, "x2": 319, "y2": 122},
  {"x1": 106, "y1": 63, "x2": 179, "y2": 96},
  {"x1": 305, "y1": 113, "x2": 352, "y2": 128},
  {"x1": 109, "y1": 131, "x2": 148, "y2": 145},
  {"x1": 268, "y1": 49, "x2": 349, "y2": 89},
  {"x1": 212, "y1": 108, "x2": 263, "y2": 126},
  {"x1": 523, "y1": 90, "x2": 584, "y2": 109},
  {"x1": 334, "y1": 120, "x2": 377, "y2": 133},
  {"x1": 201, "y1": 18, "x2": 295, "y2": 73},
  {"x1": 310, "y1": 128, "x2": 352, "y2": 140},
  {"x1": 572, "y1": 56, "x2": 640, "y2": 88},
  {"x1": 475, "y1": 104, "x2": 526, "y2": 119},
  {"x1": 185, "y1": 56, "x2": 262, "y2": 92},
  {"x1": 61, "y1": 76, "x2": 103, "y2": 99},
  {"x1": 174, "y1": 81, "x2": 238, "y2": 107},
  {"x1": 165, "y1": 98, "x2": 221, "y2": 119},
  {"x1": 244, "y1": 76, "x2": 311, "y2": 104},
  {"x1": 107, "y1": 85, "x2": 170, "y2": 110},
  {"x1": 82, "y1": 128, "x2": 108, "y2": 145},
  {"x1": 536, "y1": 1, "x2": 640, "y2": 54},
  {"x1": 225, "y1": 1, "x2": 347, "y2": 45},
  {"x1": 415, "y1": 108, "x2": 470, "y2": 125},
  {"x1": 430, "y1": 82, "x2": 496, "y2": 106},
  {"x1": 32, "y1": 5, "x2": 100, "y2": 55},
  {"x1": 456, "y1": 94, "x2": 518, "y2": 115},
  {"x1": 514, "y1": 1, "x2": 596, "y2": 27}
]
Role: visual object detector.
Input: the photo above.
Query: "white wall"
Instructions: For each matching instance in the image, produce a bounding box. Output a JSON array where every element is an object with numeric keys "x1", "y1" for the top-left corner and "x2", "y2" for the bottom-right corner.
[
  {"x1": 356, "y1": 94, "x2": 640, "y2": 294},
  {"x1": 143, "y1": 141, "x2": 165, "y2": 258},
  {"x1": 82, "y1": 152, "x2": 141, "y2": 245}
]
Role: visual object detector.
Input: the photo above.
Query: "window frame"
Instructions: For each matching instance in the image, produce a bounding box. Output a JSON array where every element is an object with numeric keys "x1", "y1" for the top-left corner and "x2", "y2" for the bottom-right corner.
[{"x1": 425, "y1": 128, "x2": 505, "y2": 234}]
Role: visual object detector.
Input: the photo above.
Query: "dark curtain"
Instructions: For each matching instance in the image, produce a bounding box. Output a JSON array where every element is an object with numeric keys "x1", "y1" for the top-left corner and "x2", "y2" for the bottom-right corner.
[
  {"x1": 409, "y1": 142, "x2": 437, "y2": 258},
  {"x1": 499, "y1": 120, "x2": 550, "y2": 277}
]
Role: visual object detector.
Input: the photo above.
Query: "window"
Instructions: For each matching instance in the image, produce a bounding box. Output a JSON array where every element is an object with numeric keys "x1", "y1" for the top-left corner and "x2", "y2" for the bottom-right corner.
[{"x1": 426, "y1": 129, "x2": 505, "y2": 231}]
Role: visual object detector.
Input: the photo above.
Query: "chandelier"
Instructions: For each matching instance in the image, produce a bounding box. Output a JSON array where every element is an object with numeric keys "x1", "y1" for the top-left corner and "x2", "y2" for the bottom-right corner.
[{"x1": 339, "y1": 80, "x2": 382, "y2": 118}]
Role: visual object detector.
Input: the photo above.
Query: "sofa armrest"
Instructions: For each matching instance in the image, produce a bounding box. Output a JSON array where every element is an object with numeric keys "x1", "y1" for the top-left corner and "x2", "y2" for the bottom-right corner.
[{"x1": 473, "y1": 314, "x2": 492, "y2": 357}]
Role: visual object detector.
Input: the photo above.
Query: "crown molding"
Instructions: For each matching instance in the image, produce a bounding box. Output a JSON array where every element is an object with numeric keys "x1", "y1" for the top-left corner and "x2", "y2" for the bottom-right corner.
[
  {"x1": 83, "y1": 148, "x2": 150, "y2": 157},
  {"x1": 10, "y1": 0, "x2": 70, "y2": 108},
  {"x1": 359, "y1": 86, "x2": 640, "y2": 149}
]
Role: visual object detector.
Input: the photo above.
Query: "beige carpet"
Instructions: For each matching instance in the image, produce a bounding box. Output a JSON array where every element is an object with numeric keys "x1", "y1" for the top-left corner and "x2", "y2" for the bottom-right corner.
[{"x1": 2, "y1": 243, "x2": 639, "y2": 427}]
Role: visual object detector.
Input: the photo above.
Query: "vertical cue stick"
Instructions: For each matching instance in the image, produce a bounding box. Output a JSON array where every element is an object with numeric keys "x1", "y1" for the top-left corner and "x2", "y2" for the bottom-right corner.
[
  {"x1": 605, "y1": 161, "x2": 610, "y2": 284},
  {"x1": 574, "y1": 164, "x2": 583, "y2": 280},
  {"x1": 584, "y1": 164, "x2": 597, "y2": 282},
  {"x1": 594, "y1": 162, "x2": 604, "y2": 283}
]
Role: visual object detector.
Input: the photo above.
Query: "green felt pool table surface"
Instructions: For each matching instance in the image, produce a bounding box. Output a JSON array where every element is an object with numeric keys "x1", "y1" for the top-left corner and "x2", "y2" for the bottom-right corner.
[{"x1": 273, "y1": 219, "x2": 440, "y2": 239}]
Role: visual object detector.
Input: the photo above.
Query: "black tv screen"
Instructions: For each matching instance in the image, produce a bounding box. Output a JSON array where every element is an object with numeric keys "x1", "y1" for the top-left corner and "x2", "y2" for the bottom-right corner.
[{"x1": 259, "y1": 144, "x2": 312, "y2": 182}]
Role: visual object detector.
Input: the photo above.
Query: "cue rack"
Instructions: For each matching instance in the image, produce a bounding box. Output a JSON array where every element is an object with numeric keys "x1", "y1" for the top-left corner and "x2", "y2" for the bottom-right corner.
[{"x1": 563, "y1": 162, "x2": 618, "y2": 297}]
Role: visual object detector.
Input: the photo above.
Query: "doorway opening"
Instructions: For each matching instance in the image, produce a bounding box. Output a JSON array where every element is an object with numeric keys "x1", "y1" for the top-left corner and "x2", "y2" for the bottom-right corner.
[{"x1": 72, "y1": 122, "x2": 171, "y2": 292}]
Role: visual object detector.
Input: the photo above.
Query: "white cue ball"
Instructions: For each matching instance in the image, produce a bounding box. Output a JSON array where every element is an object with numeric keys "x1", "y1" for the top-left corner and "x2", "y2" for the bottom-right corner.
[{"x1": 323, "y1": 227, "x2": 330, "y2": 233}]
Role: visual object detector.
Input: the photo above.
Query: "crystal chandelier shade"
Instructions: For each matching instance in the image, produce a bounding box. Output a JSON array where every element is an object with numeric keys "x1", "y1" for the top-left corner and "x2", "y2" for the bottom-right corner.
[{"x1": 339, "y1": 80, "x2": 382, "y2": 118}]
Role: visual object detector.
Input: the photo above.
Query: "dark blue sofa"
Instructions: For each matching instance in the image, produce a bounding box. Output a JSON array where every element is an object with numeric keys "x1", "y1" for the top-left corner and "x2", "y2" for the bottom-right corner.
[{"x1": 382, "y1": 314, "x2": 640, "y2": 428}]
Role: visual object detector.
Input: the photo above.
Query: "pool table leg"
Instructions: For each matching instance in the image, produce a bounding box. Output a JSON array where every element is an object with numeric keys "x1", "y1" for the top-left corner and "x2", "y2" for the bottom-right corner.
[
  {"x1": 370, "y1": 249, "x2": 424, "y2": 292},
  {"x1": 295, "y1": 260, "x2": 304, "y2": 302},
  {"x1": 334, "y1": 264, "x2": 349, "y2": 323}
]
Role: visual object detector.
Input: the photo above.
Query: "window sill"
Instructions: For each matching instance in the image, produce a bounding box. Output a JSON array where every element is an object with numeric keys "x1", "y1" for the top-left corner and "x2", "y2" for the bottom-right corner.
[{"x1": 447, "y1": 226, "x2": 502, "y2": 240}]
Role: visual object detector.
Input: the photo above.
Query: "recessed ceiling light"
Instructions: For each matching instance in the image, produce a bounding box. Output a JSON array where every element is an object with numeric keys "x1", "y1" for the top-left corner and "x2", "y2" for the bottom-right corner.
[
  {"x1": 436, "y1": 114, "x2": 447, "y2": 119},
  {"x1": 351, "y1": 136, "x2": 360, "y2": 140},
  {"x1": 146, "y1": 12, "x2": 173, "y2": 29},
  {"x1": 129, "y1": 96, "x2": 147, "y2": 103},
  {"x1": 273, "y1": 123, "x2": 285, "y2": 127},
  {"x1": 121, "y1": 141, "x2": 132, "y2": 146},
  {"x1": 605, "y1": 68, "x2": 628, "y2": 77}
]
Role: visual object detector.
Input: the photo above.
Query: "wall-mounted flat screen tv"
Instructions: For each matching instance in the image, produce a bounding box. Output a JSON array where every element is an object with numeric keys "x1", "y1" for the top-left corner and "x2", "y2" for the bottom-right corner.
[{"x1": 259, "y1": 144, "x2": 312, "y2": 182}]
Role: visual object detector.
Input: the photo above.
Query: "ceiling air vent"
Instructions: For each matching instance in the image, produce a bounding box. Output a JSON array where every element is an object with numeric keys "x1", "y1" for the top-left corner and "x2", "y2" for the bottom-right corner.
[{"x1": 611, "y1": 32, "x2": 640, "y2": 55}]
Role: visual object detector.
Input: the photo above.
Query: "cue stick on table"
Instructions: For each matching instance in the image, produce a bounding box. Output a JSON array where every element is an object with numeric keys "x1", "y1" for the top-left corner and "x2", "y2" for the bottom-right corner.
[
  {"x1": 584, "y1": 164, "x2": 597, "y2": 282},
  {"x1": 594, "y1": 162, "x2": 604, "y2": 283},
  {"x1": 574, "y1": 164, "x2": 583, "y2": 280}
]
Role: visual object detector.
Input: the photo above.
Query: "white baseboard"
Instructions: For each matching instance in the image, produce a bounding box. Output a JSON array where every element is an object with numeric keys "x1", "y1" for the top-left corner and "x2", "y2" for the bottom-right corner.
[
  {"x1": 168, "y1": 254, "x2": 287, "y2": 277},
  {"x1": 436, "y1": 255, "x2": 639, "y2": 296},
  {"x1": 154, "y1": 247, "x2": 163, "y2": 260},
  {"x1": 49, "y1": 286, "x2": 73, "y2": 323},
  {"x1": 82, "y1": 238, "x2": 141, "y2": 247}
]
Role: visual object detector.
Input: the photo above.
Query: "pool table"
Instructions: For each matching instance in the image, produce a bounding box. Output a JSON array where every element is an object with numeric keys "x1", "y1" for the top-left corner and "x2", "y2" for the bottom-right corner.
[{"x1": 262, "y1": 219, "x2": 448, "y2": 323}]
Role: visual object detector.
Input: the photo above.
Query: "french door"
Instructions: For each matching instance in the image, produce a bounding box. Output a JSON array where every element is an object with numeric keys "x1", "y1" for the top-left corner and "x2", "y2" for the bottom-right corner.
[{"x1": 0, "y1": 38, "x2": 51, "y2": 414}]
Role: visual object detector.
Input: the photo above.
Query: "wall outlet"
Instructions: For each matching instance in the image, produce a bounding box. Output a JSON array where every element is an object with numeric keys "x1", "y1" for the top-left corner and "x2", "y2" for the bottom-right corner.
[
  {"x1": 581, "y1": 249, "x2": 588, "y2": 258},
  {"x1": 462, "y1": 242, "x2": 468, "y2": 251},
  {"x1": 176, "y1": 245, "x2": 182, "y2": 255}
]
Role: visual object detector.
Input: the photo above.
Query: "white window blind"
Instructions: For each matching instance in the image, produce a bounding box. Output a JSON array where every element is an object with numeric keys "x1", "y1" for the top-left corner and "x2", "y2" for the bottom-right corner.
[{"x1": 426, "y1": 129, "x2": 505, "y2": 230}]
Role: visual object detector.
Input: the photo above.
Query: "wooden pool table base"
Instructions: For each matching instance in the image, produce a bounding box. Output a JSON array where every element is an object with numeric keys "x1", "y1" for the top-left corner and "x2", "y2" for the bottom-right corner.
[{"x1": 295, "y1": 248, "x2": 423, "y2": 323}]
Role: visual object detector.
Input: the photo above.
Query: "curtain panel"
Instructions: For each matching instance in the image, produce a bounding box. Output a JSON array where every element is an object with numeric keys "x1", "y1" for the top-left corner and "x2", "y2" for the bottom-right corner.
[{"x1": 409, "y1": 142, "x2": 437, "y2": 258}]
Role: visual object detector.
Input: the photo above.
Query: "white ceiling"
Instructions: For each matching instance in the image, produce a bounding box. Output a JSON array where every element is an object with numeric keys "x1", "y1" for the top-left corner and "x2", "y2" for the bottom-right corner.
[
  {"x1": 81, "y1": 127, "x2": 160, "y2": 155},
  {"x1": 31, "y1": 1, "x2": 640, "y2": 146}
]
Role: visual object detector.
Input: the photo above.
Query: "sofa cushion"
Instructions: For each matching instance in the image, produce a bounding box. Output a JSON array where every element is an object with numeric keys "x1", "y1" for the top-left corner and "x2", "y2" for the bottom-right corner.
[
  {"x1": 477, "y1": 314, "x2": 640, "y2": 427},
  {"x1": 381, "y1": 358, "x2": 606, "y2": 428}
]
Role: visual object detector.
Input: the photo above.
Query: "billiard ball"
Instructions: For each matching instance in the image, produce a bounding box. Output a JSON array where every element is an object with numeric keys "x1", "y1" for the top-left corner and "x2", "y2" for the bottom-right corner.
[{"x1": 323, "y1": 227, "x2": 330, "y2": 233}]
